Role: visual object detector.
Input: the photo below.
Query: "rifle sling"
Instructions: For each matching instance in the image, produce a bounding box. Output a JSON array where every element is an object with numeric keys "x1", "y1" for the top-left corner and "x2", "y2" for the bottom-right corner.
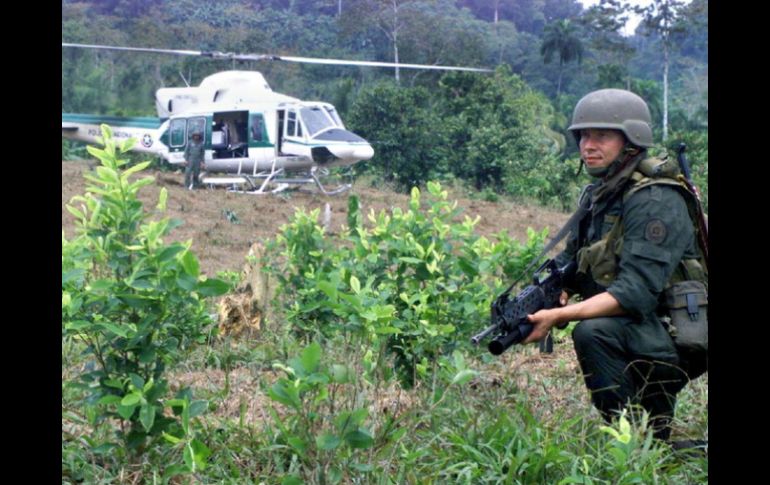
[{"x1": 500, "y1": 185, "x2": 594, "y2": 296}]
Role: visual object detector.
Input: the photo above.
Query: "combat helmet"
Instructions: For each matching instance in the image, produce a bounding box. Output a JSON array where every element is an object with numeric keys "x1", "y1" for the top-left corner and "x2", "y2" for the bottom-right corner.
[{"x1": 568, "y1": 89, "x2": 653, "y2": 148}]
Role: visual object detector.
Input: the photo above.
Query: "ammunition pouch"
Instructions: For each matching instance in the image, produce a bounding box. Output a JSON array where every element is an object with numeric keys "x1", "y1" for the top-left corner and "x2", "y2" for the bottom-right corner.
[
  {"x1": 576, "y1": 215, "x2": 623, "y2": 287},
  {"x1": 663, "y1": 280, "x2": 708, "y2": 353}
]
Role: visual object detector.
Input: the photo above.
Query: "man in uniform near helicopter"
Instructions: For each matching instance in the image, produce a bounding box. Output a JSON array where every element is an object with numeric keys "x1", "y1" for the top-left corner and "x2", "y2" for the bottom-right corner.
[
  {"x1": 522, "y1": 89, "x2": 708, "y2": 451},
  {"x1": 184, "y1": 131, "x2": 206, "y2": 190}
]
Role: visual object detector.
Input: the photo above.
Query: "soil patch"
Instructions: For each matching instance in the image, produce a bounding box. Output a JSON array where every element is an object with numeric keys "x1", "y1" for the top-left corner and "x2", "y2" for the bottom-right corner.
[{"x1": 62, "y1": 160, "x2": 570, "y2": 277}]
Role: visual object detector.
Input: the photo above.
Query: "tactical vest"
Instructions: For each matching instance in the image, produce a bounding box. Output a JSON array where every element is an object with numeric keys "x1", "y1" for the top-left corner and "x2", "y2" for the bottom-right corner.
[{"x1": 575, "y1": 156, "x2": 708, "y2": 291}]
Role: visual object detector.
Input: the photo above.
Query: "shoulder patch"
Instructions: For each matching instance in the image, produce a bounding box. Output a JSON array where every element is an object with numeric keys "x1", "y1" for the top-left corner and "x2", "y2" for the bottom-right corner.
[
  {"x1": 649, "y1": 184, "x2": 662, "y2": 201},
  {"x1": 644, "y1": 219, "x2": 667, "y2": 244}
]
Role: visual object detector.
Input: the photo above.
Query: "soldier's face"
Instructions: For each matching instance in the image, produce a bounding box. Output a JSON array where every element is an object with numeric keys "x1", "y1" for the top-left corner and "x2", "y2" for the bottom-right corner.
[{"x1": 579, "y1": 129, "x2": 625, "y2": 169}]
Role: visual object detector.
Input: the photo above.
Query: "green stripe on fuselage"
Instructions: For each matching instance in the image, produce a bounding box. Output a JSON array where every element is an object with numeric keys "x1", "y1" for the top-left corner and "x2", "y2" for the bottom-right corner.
[{"x1": 62, "y1": 113, "x2": 162, "y2": 129}]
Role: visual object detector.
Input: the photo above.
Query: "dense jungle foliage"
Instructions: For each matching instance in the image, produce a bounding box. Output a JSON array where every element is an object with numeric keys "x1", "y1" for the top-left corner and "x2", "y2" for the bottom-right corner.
[{"x1": 62, "y1": 0, "x2": 708, "y2": 211}]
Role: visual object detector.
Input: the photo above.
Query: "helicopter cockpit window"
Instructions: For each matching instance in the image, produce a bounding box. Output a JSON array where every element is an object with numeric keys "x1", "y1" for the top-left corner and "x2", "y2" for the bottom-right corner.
[
  {"x1": 170, "y1": 119, "x2": 186, "y2": 147},
  {"x1": 324, "y1": 107, "x2": 343, "y2": 128},
  {"x1": 300, "y1": 107, "x2": 335, "y2": 138}
]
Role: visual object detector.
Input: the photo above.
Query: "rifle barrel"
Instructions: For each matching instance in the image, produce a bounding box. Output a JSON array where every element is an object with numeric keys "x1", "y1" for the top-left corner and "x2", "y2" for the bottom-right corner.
[{"x1": 471, "y1": 324, "x2": 498, "y2": 345}]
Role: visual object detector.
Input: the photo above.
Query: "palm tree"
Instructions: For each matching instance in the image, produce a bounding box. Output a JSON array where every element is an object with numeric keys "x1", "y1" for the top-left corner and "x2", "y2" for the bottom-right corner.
[{"x1": 540, "y1": 19, "x2": 584, "y2": 98}]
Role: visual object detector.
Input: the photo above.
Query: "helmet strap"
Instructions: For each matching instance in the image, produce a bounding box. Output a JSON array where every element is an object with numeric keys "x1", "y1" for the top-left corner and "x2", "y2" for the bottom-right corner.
[
  {"x1": 575, "y1": 159, "x2": 584, "y2": 177},
  {"x1": 623, "y1": 145, "x2": 641, "y2": 157}
]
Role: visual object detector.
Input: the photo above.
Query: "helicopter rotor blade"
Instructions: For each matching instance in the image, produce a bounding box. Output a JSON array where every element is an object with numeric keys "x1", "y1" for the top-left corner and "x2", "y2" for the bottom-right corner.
[
  {"x1": 275, "y1": 55, "x2": 491, "y2": 72},
  {"x1": 61, "y1": 43, "x2": 276, "y2": 61},
  {"x1": 62, "y1": 43, "x2": 492, "y2": 73}
]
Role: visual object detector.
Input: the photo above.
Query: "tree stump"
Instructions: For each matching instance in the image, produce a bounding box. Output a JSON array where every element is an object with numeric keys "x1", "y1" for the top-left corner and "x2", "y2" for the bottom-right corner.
[{"x1": 217, "y1": 242, "x2": 273, "y2": 338}]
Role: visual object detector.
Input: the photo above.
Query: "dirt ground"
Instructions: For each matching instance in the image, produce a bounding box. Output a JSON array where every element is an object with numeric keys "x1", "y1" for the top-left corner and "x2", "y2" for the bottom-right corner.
[{"x1": 62, "y1": 160, "x2": 570, "y2": 277}]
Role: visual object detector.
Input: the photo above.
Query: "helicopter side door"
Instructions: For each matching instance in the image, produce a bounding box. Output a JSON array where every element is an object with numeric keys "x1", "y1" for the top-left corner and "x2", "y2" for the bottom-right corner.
[
  {"x1": 165, "y1": 116, "x2": 206, "y2": 166},
  {"x1": 168, "y1": 118, "x2": 186, "y2": 155},
  {"x1": 248, "y1": 112, "x2": 274, "y2": 167},
  {"x1": 280, "y1": 108, "x2": 312, "y2": 160}
]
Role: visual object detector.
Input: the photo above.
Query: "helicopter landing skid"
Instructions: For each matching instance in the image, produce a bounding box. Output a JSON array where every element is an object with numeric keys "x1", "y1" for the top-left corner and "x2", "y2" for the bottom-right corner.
[{"x1": 200, "y1": 167, "x2": 351, "y2": 196}]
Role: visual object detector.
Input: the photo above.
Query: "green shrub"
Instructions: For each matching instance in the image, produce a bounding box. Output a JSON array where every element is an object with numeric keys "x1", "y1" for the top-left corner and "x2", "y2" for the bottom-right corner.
[
  {"x1": 61, "y1": 126, "x2": 229, "y2": 464},
  {"x1": 265, "y1": 342, "x2": 377, "y2": 483},
  {"x1": 266, "y1": 181, "x2": 545, "y2": 389}
]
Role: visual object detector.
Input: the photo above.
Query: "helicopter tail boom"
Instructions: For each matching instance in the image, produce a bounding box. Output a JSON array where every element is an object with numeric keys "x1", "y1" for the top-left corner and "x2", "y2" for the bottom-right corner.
[{"x1": 61, "y1": 113, "x2": 167, "y2": 156}]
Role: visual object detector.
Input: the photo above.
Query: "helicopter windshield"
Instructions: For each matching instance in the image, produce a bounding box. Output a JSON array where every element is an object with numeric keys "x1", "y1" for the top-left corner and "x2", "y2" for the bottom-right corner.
[
  {"x1": 300, "y1": 106, "x2": 337, "y2": 138},
  {"x1": 324, "y1": 107, "x2": 343, "y2": 127}
]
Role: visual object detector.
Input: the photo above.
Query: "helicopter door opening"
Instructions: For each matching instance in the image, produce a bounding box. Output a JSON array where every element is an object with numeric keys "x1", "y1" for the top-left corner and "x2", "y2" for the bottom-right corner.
[{"x1": 212, "y1": 111, "x2": 248, "y2": 159}]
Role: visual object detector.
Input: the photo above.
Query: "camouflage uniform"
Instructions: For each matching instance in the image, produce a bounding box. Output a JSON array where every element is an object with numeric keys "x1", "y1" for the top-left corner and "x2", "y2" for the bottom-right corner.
[{"x1": 184, "y1": 136, "x2": 205, "y2": 189}]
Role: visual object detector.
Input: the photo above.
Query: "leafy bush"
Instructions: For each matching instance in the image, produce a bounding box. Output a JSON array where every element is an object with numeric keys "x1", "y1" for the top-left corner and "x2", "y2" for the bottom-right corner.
[
  {"x1": 61, "y1": 126, "x2": 229, "y2": 462},
  {"x1": 347, "y1": 81, "x2": 449, "y2": 192},
  {"x1": 347, "y1": 67, "x2": 583, "y2": 209},
  {"x1": 266, "y1": 181, "x2": 545, "y2": 389},
  {"x1": 265, "y1": 342, "x2": 378, "y2": 483},
  {"x1": 262, "y1": 340, "x2": 486, "y2": 484}
]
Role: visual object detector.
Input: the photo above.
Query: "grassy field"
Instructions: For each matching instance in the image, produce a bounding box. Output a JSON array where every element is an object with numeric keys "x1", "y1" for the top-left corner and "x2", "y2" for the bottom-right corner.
[
  {"x1": 62, "y1": 327, "x2": 708, "y2": 484},
  {"x1": 62, "y1": 152, "x2": 707, "y2": 484}
]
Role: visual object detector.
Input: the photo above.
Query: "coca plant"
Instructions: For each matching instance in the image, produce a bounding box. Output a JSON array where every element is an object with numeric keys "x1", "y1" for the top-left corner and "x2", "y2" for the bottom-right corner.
[
  {"x1": 267, "y1": 182, "x2": 546, "y2": 389},
  {"x1": 62, "y1": 125, "x2": 229, "y2": 454}
]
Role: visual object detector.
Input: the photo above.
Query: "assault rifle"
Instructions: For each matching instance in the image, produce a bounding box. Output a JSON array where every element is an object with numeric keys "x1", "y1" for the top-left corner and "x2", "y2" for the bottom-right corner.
[
  {"x1": 472, "y1": 259, "x2": 576, "y2": 355},
  {"x1": 677, "y1": 143, "x2": 709, "y2": 272}
]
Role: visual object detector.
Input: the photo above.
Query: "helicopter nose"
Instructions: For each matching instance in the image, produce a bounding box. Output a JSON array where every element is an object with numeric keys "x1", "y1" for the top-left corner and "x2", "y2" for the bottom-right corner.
[
  {"x1": 353, "y1": 144, "x2": 374, "y2": 161},
  {"x1": 326, "y1": 143, "x2": 374, "y2": 163}
]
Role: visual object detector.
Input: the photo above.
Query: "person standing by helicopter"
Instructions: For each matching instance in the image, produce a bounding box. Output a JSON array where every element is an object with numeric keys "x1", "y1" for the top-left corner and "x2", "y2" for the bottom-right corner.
[{"x1": 184, "y1": 132, "x2": 205, "y2": 190}]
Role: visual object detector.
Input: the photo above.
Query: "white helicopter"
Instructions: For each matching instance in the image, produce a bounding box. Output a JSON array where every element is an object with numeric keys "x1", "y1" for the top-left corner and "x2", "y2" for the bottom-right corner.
[{"x1": 62, "y1": 43, "x2": 491, "y2": 194}]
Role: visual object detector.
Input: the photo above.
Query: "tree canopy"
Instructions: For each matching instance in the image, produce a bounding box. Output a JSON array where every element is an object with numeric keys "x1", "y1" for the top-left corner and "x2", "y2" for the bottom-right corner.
[{"x1": 62, "y1": 0, "x2": 708, "y2": 208}]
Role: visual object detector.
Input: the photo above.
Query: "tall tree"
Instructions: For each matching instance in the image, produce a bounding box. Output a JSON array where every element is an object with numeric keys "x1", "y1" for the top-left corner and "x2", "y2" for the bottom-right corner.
[
  {"x1": 676, "y1": 0, "x2": 708, "y2": 61},
  {"x1": 635, "y1": 0, "x2": 686, "y2": 141},
  {"x1": 670, "y1": 0, "x2": 707, "y2": 130},
  {"x1": 578, "y1": 0, "x2": 635, "y2": 89},
  {"x1": 337, "y1": 0, "x2": 411, "y2": 83},
  {"x1": 365, "y1": 0, "x2": 410, "y2": 83},
  {"x1": 457, "y1": 0, "x2": 546, "y2": 34},
  {"x1": 540, "y1": 19, "x2": 584, "y2": 97},
  {"x1": 397, "y1": 1, "x2": 488, "y2": 80}
]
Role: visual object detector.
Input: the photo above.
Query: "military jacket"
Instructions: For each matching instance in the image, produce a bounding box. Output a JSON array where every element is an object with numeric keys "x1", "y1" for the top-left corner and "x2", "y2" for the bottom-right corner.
[
  {"x1": 184, "y1": 140, "x2": 205, "y2": 164},
  {"x1": 555, "y1": 154, "x2": 701, "y2": 361}
]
